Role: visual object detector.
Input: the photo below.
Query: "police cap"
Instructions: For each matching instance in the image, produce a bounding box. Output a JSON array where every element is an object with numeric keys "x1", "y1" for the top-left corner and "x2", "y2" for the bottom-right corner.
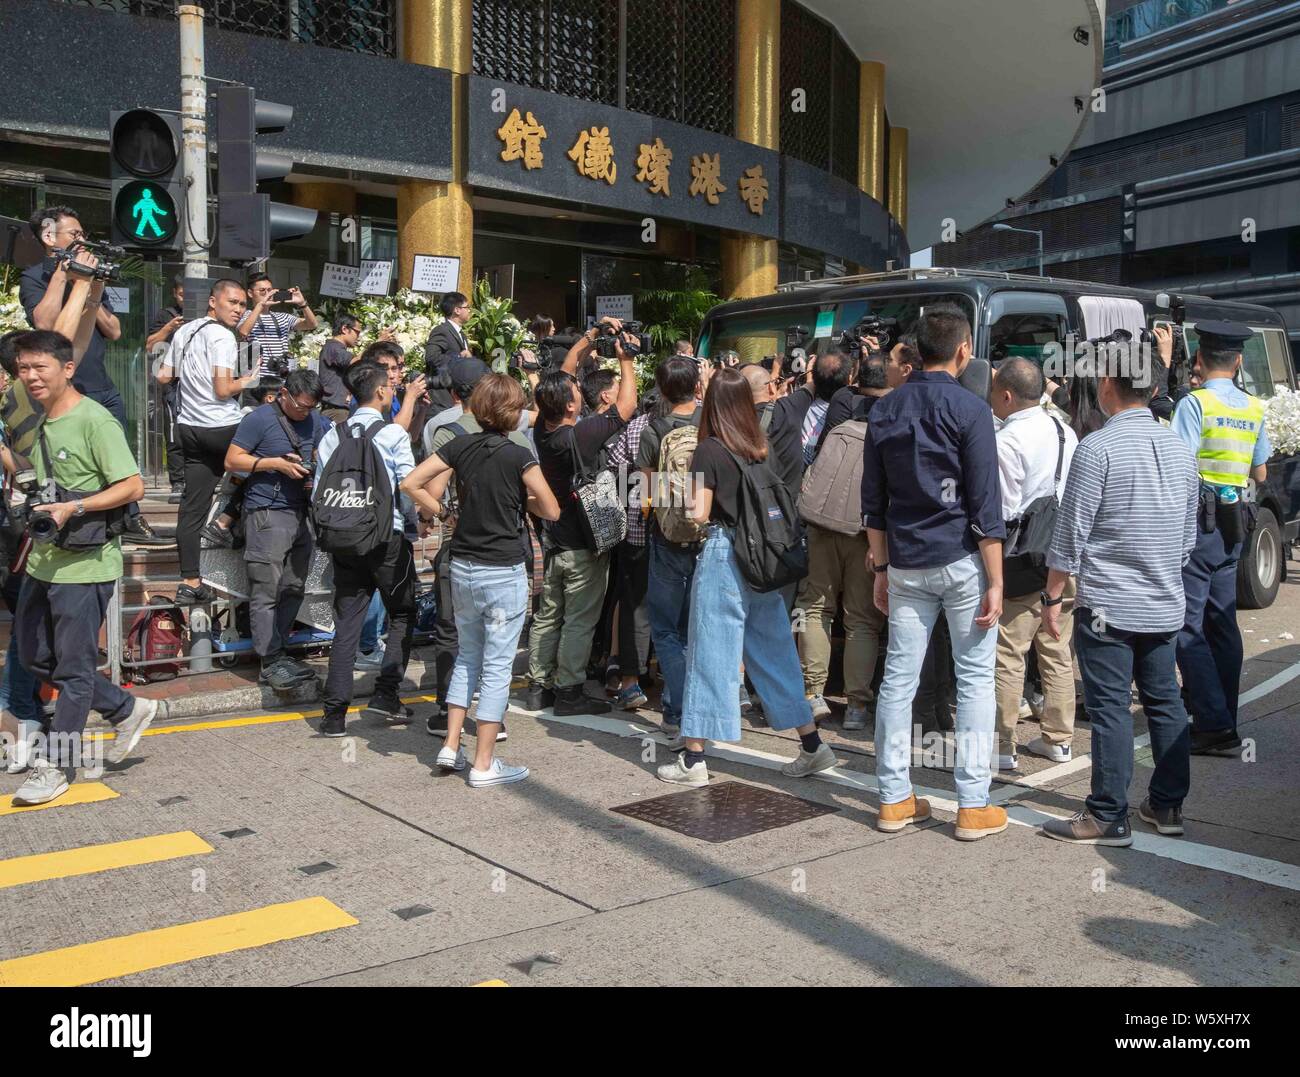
[{"x1": 1195, "y1": 319, "x2": 1252, "y2": 352}]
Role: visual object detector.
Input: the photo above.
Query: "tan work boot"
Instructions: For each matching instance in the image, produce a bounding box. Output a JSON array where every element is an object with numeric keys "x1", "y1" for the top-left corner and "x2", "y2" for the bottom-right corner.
[
  {"x1": 877, "y1": 793, "x2": 931, "y2": 833},
  {"x1": 955, "y1": 805, "x2": 1008, "y2": 841}
]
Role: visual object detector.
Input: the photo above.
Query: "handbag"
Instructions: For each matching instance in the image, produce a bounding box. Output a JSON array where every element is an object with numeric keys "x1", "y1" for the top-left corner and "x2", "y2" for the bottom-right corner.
[
  {"x1": 568, "y1": 425, "x2": 626, "y2": 555},
  {"x1": 1002, "y1": 416, "x2": 1065, "y2": 600}
]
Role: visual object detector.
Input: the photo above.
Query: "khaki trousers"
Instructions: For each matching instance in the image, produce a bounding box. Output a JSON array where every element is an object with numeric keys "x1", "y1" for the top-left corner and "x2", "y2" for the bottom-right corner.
[
  {"x1": 796, "y1": 525, "x2": 884, "y2": 706},
  {"x1": 994, "y1": 581, "x2": 1076, "y2": 754}
]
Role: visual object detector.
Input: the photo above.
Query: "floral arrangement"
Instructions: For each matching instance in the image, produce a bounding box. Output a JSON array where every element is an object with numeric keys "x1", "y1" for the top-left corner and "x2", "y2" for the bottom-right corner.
[
  {"x1": 465, "y1": 276, "x2": 526, "y2": 373},
  {"x1": 0, "y1": 280, "x2": 26, "y2": 336},
  {"x1": 289, "y1": 287, "x2": 443, "y2": 375},
  {"x1": 1264, "y1": 384, "x2": 1300, "y2": 456}
]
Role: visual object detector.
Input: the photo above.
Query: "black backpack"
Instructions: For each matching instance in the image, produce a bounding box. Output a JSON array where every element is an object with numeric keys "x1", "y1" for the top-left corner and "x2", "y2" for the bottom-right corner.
[
  {"x1": 311, "y1": 420, "x2": 394, "y2": 557},
  {"x1": 723, "y1": 446, "x2": 808, "y2": 593}
]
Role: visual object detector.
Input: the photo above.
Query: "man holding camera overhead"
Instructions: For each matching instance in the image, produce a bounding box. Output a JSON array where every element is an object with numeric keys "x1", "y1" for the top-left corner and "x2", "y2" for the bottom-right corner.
[
  {"x1": 222, "y1": 369, "x2": 331, "y2": 692},
  {"x1": 6, "y1": 330, "x2": 163, "y2": 806}
]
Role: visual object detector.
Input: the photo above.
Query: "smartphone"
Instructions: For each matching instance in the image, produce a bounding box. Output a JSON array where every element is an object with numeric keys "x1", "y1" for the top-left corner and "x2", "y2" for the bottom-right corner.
[{"x1": 271, "y1": 288, "x2": 294, "y2": 303}]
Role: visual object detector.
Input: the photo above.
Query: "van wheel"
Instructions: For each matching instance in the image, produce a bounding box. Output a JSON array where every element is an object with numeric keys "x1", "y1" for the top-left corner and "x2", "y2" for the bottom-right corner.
[{"x1": 1238, "y1": 508, "x2": 1282, "y2": 609}]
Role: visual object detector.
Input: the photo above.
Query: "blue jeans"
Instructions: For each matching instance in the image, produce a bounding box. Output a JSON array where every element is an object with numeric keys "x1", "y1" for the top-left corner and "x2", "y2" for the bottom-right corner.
[
  {"x1": 446, "y1": 559, "x2": 529, "y2": 725},
  {"x1": 1076, "y1": 609, "x2": 1190, "y2": 822},
  {"x1": 647, "y1": 533, "x2": 698, "y2": 722},
  {"x1": 875, "y1": 552, "x2": 996, "y2": 808},
  {"x1": 1177, "y1": 525, "x2": 1242, "y2": 736},
  {"x1": 680, "y1": 528, "x2": 811, "y2": 741},
  {"x1": 0, "y1": 632, "x2": 40, "y2": 724},
  {"x1": 360, "y1": 589, "x2": 386, "y2": 653}
]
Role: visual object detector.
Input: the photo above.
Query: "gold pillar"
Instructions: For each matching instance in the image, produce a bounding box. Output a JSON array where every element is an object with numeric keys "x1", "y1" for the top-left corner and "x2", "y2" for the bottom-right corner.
[
  {"x1": 291, "y1": 182, "x2": 357, "y2": 216},
  {"x1": 858, "y1": 62, "x2": 886, "y2": 205},
  {"x1": 888, "y1": 126, "x2": 908, "y2": 232},
  {"x1": 722, "y1": 0, "x2": 779, "y2": 300},
  {"x1": 399, "y1": 0, "x2": 474, "y2": 294}
]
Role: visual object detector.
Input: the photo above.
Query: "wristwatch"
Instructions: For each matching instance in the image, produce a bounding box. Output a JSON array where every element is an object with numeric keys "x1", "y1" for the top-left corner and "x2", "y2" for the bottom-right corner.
[
  {"x1": 1040, "y1": 592, "x2": 1063, "y2": 607},
  {"x1": 872, "y1": 562, "x2": 889, "y2": 574},
  {"x1": 73, "y1": 499, "x2": 86, "y2": 517}
]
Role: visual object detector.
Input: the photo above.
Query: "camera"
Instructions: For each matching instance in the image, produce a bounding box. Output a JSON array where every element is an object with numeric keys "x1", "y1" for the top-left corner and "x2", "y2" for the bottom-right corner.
[
  {"x1": 837, "y1": 315, "x2": 898, "y2": 357},
  {"x1": 512, "y1": 335, "x2": 545, "y2": 372},
  {"x1": 9, "y1": 466, "x2": 61, "y2": 544},
  {"x1": 593, "y1": 321, "x2": 651, "y2": 361},
  {"x1": 52, "y1": 238, "x2": 126, "y2": 283}
]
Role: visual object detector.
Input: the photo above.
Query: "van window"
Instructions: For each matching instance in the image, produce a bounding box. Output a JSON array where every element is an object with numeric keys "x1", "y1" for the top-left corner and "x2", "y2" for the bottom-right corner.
[
  {"x1": 1184, "y1": 324, "x2": 1277, "y2": 398},
  {"x1": 705, "y1": 306, "x2": 822, "y2": 364},
  {"x1": 833, "y1": 293, "x2": 976, "y2": 350},
  {"x1": 1265, "y1": 329, "x2": 1294, "y2": 392},
  {"x1": 984, "y1": 292, "x2": 1069, "y2": 367}
]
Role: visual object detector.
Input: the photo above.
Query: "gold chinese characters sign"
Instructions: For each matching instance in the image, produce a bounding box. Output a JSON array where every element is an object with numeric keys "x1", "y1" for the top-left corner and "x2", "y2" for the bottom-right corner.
[{"x1": 496, "y1": 111, "x2": 769, "y2": 216}]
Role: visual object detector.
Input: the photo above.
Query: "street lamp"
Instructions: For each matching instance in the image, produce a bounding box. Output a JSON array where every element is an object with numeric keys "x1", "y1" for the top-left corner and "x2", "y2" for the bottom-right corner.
[{"x1": 992, "y1": 222, "x2": 1045, "y2": 277}]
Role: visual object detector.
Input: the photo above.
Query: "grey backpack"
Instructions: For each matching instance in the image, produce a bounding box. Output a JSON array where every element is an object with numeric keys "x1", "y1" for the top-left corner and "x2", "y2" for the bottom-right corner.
[{"x1": 797, "y1": 419, "x2": 866, "y2": 535}]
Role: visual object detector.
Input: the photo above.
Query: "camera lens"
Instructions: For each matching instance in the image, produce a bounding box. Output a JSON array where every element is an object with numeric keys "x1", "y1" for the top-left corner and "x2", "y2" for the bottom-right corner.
[{"x1": 29, "y1": 512, "x2": 61, "y2": 544}]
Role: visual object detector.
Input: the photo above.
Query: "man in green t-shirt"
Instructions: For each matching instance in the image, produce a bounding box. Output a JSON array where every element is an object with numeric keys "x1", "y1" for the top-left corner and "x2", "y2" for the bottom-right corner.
[{"x1": 9, "y1": 330, "x2": 166, "y2": 806}]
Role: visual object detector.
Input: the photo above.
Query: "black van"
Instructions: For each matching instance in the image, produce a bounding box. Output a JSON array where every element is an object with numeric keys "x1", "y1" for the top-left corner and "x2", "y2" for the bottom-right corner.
[{"x1": 696, "y1": 267, "x2": 1299, "y2": 609}]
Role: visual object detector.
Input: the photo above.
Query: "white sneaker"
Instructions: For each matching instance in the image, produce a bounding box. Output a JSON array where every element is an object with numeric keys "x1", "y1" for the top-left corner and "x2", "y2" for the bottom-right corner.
[
  {"x1": 1026, "y1": 691, "x2": 1045, "y2": 719},
  {"x1": 807, "y1": 695, "x2": 832, "y2": 720},
  {"x1": 12, "y1": 760, "x2": 69, "y2": 806},
  {"x1": 354, "y1": 647, "x2": 385, "y2": 671},
  {"x1": 1, "y1": 718, "x2": 32, "y2": 774},
  {"x1": 436, "y1": 746, "x2": 467, "y2": 771},
  {"x1": 107, "y1": 697, "x2": 163, "y2": 765},
  {"x1": 842, "y1": 706, "x2": 870, "y2": 731},
  {"x1": 1024, "y1": 736, "x2": 1071, "y2": 762},
  {"x1": 656, "y1": 755, "x2": 708, "y2": 786},
  {"x1": 1018, "y1": 697, "x2": 1032, "y2": 719},
  {"x1": 468, "y1": 758, "x2": 529, "y2": 788},
  {"x1": 996, "y1": 753, "x2": 1020, "y2": 772},
  {"x1": 781, "y1": 742, "x2": 837, "y2": 777}
]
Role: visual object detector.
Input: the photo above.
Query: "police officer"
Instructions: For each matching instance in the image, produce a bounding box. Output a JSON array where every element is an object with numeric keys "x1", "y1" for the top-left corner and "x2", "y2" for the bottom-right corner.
[{"x1": 1170, "y1": 320, "x2": 1271, "y2": 757}]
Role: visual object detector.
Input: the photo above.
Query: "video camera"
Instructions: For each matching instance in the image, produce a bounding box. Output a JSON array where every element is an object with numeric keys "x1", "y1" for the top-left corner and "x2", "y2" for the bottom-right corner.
[
  {"x1": 51, "y1": 238, "x2": 127, "y2": 283},
  {"x1": 511, "y1": 333, "x2": 578, "y2": 372},
  {"x1": 837, "y1": 314, "x2": 899, "y2": 357},
  {"x1": 593, "y1": 320, "x2": 651, "y2": 361},
  {"x1": 783, "y1": 325, "x2": 810, "y2": 377},
  {"x1": 1156, "y1": 291, "x2": 1190, "y2": 393}
]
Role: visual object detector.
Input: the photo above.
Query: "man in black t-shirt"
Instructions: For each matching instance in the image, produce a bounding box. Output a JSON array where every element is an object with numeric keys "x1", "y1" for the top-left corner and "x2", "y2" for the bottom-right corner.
[
  {"x1": 318, "y1": 314, "x2": 360, "y2": 423},
  {"x1": 525, "y1": 339, "x2": 638, "y2": 716}
]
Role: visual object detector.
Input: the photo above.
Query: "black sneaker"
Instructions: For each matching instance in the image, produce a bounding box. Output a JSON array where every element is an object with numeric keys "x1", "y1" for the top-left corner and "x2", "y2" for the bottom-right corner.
[
  {"x1": 553, "y1": 685, "x2": 611, "y2": 716},
  {"x1": 201, "y1": 522, "x2": 234, "y2": 549},
  {"x1": 525, "y1": 682, "x2": 555, "y2": 710},
  {"x1": 175, "y1": 583, "x2": 215, "y2": 605},
  {"x1": 320, "y1": 714, "x2": 346, "y2": 737},
  {"x1": 259, "y1": 658, "x2": 313, "y2": 690},
  {"x1": 1041, "y1": 809, "x2": 1132, "y2": 847},
  {"x1": 1138, "y1": 797, "x2": 1184, "y2": 836},
  {"x1": 168, "y1": 487, "x2": 184, "y2": 505},
  {"x1": 1190, "y1": 729, "x2": 1243, "y2": 757},
  {"x1": 123, "y1": 514, "x2": 171, "y2": 547},
  {"x1": 365, "y1": 695, "x2": 413, "y2": 722},
  {"x1": 426, "y1": 711, "x2": 449, "y2": 737}
]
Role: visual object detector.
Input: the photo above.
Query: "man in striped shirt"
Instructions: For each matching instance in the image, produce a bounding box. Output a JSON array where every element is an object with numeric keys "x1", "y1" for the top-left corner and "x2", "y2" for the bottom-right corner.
[
  {"x1": 1040, "y1": 364, "x2": 1200, "y2": 847},
  {"x1": 237, "y1": 273, "x2": 318, "y2": 386}
]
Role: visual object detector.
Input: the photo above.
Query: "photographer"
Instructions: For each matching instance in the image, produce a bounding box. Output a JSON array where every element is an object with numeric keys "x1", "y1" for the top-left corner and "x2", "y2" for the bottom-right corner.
[
  {"x1": 20, "y1": 207, "x2": 163, "y2": 547},
  {"x1": 223, "y1": 369, "x2": 328, "y2": 691},
  {"x1": 237, "y1": 273, "x2": 317, "y2": 388},
  {"x1": 158, "y1": 279, "x2": 259, "y2": 604},
  {"x1": 146, "y1": 274, "x2": 187, "y2": 502},
  {"x1": 8, "y1": 330, "x2": 163, "y2": 807}
]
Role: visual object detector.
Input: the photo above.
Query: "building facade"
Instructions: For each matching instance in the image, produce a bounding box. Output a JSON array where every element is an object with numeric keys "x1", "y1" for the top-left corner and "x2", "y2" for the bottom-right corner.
[{"x1": 935, "y1": 0, "x2": 1300, "y2": 362}]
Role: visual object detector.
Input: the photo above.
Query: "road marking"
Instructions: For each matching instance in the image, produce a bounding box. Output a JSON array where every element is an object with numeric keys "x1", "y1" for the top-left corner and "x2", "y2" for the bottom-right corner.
[
  {"x1": 1239, "y1": 658, "x2": 1300, "y2": 707},
  {"x1": 85, "y1": 693, "x2": 443, "y2": 743},
  {"x1": 472, "y1": 979, "x2": 509, "y2": 987},
  {"x1": 0, "y1": 782, "x2": 119, "y2": 817},
  {"x1": 534, "y1": 709, "x2": 1300, "y2": 893},
  {"x1": 0, "y1": 831, "x2": 212, "y2": 890},
  {"x1": 0, "y1": 896, "x2": 358, "y2": 987}
]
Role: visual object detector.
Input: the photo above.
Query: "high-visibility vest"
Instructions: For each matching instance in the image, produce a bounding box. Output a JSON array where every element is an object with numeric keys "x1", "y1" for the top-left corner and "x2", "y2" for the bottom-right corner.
[{"x1": 1192, "y1": 387, "x2": 1264, "y2": 487}]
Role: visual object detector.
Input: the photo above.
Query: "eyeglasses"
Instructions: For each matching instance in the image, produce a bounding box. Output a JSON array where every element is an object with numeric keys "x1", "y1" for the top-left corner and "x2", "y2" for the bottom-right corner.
[
  {"x1": 281, "y1": 394, "x2": 317, "y2": 411},
  {"x1": 57, "y1": 226, "x2": 85, "y2": 240}
]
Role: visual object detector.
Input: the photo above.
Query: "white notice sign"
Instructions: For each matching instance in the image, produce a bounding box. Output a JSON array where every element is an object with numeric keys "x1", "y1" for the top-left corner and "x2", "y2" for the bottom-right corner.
[
  {"x1": 104, "y1": 286, "x2": 130, "y2": 313},
  {"x1": 320, "y1": 262, "x2": 361, "y2": 300},
  {"x1": 596, "y1": 294, "x2": 634, "y2": 323},
  {"x1": 411, "y1": 254, "x2": 462, "y2": 294},
  {"x1": 357, "y1": 259, "x2": 393, "y2": 296}
]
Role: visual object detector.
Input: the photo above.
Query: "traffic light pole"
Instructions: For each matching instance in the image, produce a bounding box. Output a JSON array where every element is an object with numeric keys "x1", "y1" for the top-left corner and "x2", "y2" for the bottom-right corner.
[{"x1": 179, "y1": 4, "x2": 209, "y2": 282}]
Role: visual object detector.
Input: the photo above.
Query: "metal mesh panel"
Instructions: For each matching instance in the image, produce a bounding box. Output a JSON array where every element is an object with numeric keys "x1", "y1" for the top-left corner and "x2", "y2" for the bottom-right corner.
[
  {"x1": 829, "y1": 35, "x2": 858, "y2": 183},
  {"x1": 1282, "y1": 102, "x2": 1300, "y2": 148},
  {"x1": 1067, "y1": 119, "x2": 1246, "y2": 192},
  {"x1": 62, "y1": 0, "x2": 397, "y2": 56},
  {"x1": 779, "y1": 0, "x2": 832, "y2": 170},
  {"x1": 546, "y1": 0, "x2": 619, "y2": 103},
  {"x1": 624, "y1": 0, "x2": 735, "y2": 135},
  {"x1": 473, "y1": 0, "x2": 547, "y2": 86},
  {"x1": 933, "y1": 199, "x2": 1124, "y2": 266}
]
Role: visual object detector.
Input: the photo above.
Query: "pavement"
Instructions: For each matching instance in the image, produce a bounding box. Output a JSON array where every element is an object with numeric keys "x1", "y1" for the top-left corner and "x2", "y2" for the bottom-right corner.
[{"x1": 1, "y1": 574, "x2": 1297, "y2": 988}]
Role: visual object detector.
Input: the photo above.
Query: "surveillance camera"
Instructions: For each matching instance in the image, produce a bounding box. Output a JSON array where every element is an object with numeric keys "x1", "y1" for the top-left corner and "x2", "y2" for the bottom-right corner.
[
  {"x1": 1006, "y1": 197, "x2": 1016, "y2": 209},
  {"x1": 1074, "y1": 96, "x2": 1085, "y2": 113},
  {"x1": 1074, "y1": 26, "x2": 1090, "y2": 45},
  {"x1": 1050, "y1": 155, "x2": 1060, "y2": 167}
]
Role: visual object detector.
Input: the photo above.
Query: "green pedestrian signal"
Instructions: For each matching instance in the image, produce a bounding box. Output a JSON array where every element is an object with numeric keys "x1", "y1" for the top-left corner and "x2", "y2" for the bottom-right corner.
[{"x1": 114, "y1": 180, "x2": 178, "y2": 247}]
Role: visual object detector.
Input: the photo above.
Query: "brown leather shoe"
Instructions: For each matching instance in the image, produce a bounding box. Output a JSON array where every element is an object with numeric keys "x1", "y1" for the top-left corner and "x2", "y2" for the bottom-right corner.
[
  {"x1": 877, "y1": 793, "x2": 931, "y2": 832},
  {"x1": 955, "y1": 805, "x2": 1009, "y2": 841}
]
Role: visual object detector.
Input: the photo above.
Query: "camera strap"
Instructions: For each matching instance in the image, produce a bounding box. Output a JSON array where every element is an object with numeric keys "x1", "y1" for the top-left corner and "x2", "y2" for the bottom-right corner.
[
  {"x1": 271, "y1": 401, "x2": 306, "y2": 458},
  {"x1": 173, "y1": 318, "x2": 220, "y2": 416}
]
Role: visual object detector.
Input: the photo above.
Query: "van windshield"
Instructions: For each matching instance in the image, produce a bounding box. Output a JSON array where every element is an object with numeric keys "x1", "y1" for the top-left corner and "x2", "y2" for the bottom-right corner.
[{"x1": 702, "y1": 292, "x2": 976, "y2": 362}]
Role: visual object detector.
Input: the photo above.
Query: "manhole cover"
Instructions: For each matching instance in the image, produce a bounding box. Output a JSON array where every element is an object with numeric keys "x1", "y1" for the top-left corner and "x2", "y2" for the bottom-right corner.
[{"x1": 611, "y1": 781, "x2": 838, "y2": 843}]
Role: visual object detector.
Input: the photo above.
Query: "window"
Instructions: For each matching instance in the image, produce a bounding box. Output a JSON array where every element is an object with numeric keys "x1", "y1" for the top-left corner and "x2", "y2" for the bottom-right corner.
[
  {"x1": 1184, "y1": 324, "x2": 1279, "y2": 398},
  {"x1": 706, "y1": 305, "x2": 821, "y2": 364},
  {"x1": 833, "y1": 293, "x2": 979, "y2": 349},
  {"x1": 983, "y1": 292, "x2": 1069, "y2": 365}
]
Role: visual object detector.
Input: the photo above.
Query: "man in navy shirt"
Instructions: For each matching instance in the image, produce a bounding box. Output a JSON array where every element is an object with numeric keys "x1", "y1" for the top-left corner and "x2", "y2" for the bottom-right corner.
[
  {"x1": 861, "y1": 304, "x2": 1008, "y2": 841},
  {"x1": 223, "y1": 370, "x2": 330, "y2": 691}
]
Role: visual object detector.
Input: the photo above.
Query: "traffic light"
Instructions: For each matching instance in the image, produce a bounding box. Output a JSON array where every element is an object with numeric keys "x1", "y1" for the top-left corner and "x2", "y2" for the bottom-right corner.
[
  {"x1": 215, "y1": 86, "x2": 317, "y2": 263},
  {"x1": 109, "y1": 109, "x2": 184, "y2": 252}
]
